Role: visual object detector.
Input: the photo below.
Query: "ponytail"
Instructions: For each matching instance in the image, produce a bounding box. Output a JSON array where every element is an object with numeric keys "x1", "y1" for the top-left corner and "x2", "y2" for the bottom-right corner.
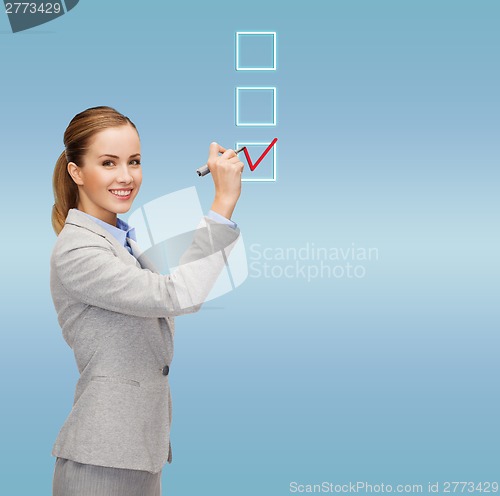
[{"x1": 51, "y1": 150, "x2": 78, "y2": 235}]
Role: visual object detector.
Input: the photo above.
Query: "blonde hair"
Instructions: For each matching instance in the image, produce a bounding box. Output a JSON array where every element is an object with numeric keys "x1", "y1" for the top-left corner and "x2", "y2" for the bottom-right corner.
[{"x1": 51, "y1": 106, "x2": 139, "y2": 235}]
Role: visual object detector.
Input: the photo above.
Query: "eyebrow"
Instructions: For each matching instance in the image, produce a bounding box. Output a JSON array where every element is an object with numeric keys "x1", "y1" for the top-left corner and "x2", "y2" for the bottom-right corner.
[{"x1": 98, "y1": 153, "x2": 141, "y2": 159}]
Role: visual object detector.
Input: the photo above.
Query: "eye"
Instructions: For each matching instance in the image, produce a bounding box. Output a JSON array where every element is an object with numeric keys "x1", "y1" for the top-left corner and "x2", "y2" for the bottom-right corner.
[
  {"x1": 102, "y1": 160, "x2": 114, "y2": 167},
  {"x1": 130, "y1": 159, "x2": 141, "y2": 166}
]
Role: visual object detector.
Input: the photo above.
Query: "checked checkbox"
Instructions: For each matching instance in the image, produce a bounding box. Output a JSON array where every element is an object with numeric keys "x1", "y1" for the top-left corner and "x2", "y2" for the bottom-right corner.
[{"x1": 236, "y1": 141, "x2": 278, "y2": 182}]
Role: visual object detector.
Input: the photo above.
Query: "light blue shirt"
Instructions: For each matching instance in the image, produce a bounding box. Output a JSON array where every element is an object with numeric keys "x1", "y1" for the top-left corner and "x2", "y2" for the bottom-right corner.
[{"x1": 77, "y1": 209, "x2": 237, "y2": 256}]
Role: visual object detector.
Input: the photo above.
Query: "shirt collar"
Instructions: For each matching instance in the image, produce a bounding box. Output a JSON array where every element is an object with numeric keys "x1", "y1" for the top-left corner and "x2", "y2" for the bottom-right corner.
[{"x1": 76, "y1": 210, "x2": 137, "y2": 248}]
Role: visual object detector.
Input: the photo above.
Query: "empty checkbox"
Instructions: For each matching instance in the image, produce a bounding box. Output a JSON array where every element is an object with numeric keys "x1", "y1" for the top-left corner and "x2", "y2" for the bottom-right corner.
[
  {"x1": 236, "y1": 87, "x2": 276, "y2": 126},
  {"x1": 236, "y1": 32, "x2": 276, "y2": 71}
]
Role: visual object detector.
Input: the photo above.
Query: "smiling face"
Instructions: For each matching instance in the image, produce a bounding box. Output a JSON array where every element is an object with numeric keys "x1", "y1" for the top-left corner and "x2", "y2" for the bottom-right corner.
[{"x1": 67, "y1": 124, "x2": 142, "y2": 226}]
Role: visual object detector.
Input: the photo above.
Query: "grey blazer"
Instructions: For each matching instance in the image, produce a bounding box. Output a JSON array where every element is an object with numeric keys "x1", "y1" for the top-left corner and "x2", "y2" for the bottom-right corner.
[{"x1": 50, "y1": 208, "x2": 240, "y2": 474}]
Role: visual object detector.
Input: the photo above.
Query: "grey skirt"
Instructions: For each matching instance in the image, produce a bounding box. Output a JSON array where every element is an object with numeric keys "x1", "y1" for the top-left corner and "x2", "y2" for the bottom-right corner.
[{"x1": 53, "y1": 457, "x2": 162, "y2": 496}]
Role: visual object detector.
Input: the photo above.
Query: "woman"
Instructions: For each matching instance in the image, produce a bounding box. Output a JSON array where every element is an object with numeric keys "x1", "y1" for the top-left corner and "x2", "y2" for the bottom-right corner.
[{"x1": 50, "y1": 106, "x2": 243, "y2": 495}]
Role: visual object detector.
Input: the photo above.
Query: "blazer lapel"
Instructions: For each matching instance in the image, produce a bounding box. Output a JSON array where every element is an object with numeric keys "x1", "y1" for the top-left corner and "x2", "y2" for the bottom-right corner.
[
  {"x1": 127, "y1": 238, "x2": 162, "y2": 274},
  {"x1": 64, "y1": 209, "x2": 153, "y2": 270}
]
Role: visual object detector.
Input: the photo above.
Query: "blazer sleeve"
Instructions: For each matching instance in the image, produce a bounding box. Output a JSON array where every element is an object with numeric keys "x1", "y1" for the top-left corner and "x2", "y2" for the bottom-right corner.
[{"x1": 51, "y1": 216, "x2": 240, "y2": 318}]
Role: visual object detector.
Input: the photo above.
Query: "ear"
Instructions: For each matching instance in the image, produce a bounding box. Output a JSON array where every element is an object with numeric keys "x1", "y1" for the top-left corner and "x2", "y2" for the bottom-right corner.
[{"x1": 67, "y1": 162, "x2": 84, "y2": 186}]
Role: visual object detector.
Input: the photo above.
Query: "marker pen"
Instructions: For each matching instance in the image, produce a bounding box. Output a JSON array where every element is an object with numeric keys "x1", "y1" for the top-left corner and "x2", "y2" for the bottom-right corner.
[{"x1": 196, "y1": 146, "x2": 246, "y2": 177}]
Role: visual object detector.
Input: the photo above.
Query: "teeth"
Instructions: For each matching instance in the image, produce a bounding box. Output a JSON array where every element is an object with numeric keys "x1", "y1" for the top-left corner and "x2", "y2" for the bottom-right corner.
[{"x1": 110, "y1": 190, "x2": 132, "y2": 196}]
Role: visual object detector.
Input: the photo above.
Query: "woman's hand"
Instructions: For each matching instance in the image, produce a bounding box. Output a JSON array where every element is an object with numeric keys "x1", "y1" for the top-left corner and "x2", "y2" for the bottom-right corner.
[{"x1": 207, "y1": 142, "x2": 244, "y2": 220}]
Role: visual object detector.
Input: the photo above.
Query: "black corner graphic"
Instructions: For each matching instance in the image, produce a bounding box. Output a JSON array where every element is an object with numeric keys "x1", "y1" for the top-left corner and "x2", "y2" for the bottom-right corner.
[
  {"x1": 4, "y1": 0, "x2": 79, "y2": 33},
  {"x1": 64, "y1": 0, "x2": 78, "y2": 11}
]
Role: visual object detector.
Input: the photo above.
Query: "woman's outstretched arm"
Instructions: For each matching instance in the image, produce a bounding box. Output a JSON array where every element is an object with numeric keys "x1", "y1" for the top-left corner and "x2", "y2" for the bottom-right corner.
[{"x1": 51, "y1": 216, "x2": 240, "y2": 318}]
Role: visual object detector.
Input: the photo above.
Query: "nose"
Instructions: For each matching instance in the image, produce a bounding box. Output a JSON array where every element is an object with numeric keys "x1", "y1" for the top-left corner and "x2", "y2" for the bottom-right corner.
[{"x1": 116, "y1": 164, "x2": 134, "y2": 184}]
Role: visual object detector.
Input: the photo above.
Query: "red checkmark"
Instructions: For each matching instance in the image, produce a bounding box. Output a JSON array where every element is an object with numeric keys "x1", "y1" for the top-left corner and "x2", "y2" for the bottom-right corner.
[{"x1": 242, "y1": 138, "x2": 278, "y2": 171}]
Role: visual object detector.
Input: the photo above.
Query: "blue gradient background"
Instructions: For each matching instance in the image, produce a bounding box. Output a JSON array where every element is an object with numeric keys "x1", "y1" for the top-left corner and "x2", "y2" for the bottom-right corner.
[{"x1": 1, "y1": 1, "x2": 499, "y2": 495}]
